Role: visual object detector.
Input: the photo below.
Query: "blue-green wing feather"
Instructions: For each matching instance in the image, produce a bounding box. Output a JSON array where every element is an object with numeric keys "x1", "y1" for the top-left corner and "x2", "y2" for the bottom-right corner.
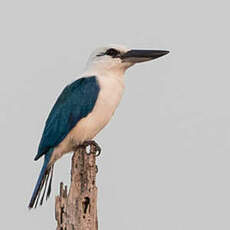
[{"x1": 34, "y1": 76, "x2": 100, "y2": 161}]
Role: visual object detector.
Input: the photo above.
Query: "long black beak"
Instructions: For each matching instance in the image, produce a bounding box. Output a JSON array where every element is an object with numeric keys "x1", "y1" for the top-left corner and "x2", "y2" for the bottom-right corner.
[{"x1": 121, "y1": 49, "x2": 169, "y2": 63}]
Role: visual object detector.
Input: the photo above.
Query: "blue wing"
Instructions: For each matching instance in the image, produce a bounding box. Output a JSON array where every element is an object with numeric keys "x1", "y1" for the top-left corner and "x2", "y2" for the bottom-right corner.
[
  {"x1": 29, "y1": 76, "x2": 99, "y2": 208},
  {"x1": 34, "y1": 76, "x2": 100, "y2": 161}
]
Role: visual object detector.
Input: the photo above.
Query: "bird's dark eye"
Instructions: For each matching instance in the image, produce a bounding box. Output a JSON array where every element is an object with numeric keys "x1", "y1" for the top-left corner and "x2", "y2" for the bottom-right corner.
[{"x1": 105, "y1": 48, "x2": 120, "y2": 58}]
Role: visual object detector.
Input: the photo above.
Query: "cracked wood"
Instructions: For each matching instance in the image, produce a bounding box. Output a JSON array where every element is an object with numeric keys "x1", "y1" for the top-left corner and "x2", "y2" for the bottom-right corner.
[{"x1": 55, "y1": 145, "x2": 98, "y2": 230}]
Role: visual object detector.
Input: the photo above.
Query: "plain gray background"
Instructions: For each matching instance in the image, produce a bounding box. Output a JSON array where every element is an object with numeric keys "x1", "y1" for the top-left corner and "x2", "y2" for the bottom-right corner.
[{"x1": 1, "y1": 0, "x2": 230, "y2": 229}]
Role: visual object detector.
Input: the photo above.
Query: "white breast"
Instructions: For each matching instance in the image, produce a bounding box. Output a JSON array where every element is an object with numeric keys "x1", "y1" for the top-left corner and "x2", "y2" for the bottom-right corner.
[
  {"x1": 71, "y1": 75, "x2": 124, "y2": 143},
  {"x1": 50, "y1": 75, "x2": 125, "y2": 164},
  {"x1": 54, "y1": 75, "x2": 124, "y2": 155}
]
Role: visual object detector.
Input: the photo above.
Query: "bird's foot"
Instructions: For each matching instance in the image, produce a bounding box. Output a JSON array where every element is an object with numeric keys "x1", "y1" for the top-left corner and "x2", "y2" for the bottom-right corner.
[{"x1": 81, "y1": 140, "x2": 101, "y2": 156}]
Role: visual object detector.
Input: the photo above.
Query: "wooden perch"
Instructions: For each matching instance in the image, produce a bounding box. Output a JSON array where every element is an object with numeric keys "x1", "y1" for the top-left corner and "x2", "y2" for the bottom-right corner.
[{"x1": 55, "y1": 145, "x2": 98, "y2": 230}]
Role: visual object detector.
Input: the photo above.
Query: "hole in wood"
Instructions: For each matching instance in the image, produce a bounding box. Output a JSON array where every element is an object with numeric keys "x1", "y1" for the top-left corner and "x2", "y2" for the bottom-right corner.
[{"x1": 82, "y1": 197, "x2": 90, "y2": 214}]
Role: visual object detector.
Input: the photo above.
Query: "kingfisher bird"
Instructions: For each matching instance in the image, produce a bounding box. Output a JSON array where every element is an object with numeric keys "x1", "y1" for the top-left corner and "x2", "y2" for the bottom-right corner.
[{"x1": 28, "y1": 44, "x2": 169, "y2": 209}]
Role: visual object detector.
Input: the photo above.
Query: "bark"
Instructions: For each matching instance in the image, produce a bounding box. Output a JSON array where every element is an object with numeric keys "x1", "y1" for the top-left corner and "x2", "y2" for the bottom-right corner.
[{"x1": 55, "y1": 145, "x2": 98, "y2": 230}]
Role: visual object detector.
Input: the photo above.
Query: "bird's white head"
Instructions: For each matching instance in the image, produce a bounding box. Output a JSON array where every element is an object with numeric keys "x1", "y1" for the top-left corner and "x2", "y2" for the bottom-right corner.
[{"x1": 85, "y1": 44, "x2": 169, "y2": 78}]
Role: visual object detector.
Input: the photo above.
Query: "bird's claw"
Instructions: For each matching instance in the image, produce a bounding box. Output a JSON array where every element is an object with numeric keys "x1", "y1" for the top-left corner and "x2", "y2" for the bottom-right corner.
[{"x1": 82, "y1": 140, "x2": 101, "y2": 156}]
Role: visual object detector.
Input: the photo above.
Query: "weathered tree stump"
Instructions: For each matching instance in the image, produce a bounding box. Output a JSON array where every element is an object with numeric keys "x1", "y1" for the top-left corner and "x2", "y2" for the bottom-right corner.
[{"x1": 55, "y1": 145, "x2": 98, "y2": 230}]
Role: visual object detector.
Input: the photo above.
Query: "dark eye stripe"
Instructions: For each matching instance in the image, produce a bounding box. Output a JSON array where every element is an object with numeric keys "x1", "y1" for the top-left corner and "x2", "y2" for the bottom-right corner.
[
  {"x1": 104, "y1": 48, "x2": 120, "y2": 58},
  {"x1": 96, "y1": 52, "x2": 104, "y2": 57}
]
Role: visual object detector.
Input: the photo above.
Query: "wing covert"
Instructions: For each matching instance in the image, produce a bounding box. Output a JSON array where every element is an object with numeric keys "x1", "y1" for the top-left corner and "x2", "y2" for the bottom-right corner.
[{"x1": 34, "y1": 76, "x2": 100, "y2": 161}]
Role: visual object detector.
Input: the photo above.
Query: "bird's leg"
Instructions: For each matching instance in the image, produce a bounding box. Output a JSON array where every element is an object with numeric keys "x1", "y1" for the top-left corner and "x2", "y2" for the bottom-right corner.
[
  {"x1": 81, "y1": 140, "x2": 101, "y2": 156},
  {"x1": 73, "y1": 140, "x2": 101, "y2": 156}
]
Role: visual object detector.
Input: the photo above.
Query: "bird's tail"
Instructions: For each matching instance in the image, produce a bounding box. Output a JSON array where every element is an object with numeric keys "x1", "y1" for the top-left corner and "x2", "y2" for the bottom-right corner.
[{"x1": 28, "y1": 148, "x2": 54, "y2": 209}]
